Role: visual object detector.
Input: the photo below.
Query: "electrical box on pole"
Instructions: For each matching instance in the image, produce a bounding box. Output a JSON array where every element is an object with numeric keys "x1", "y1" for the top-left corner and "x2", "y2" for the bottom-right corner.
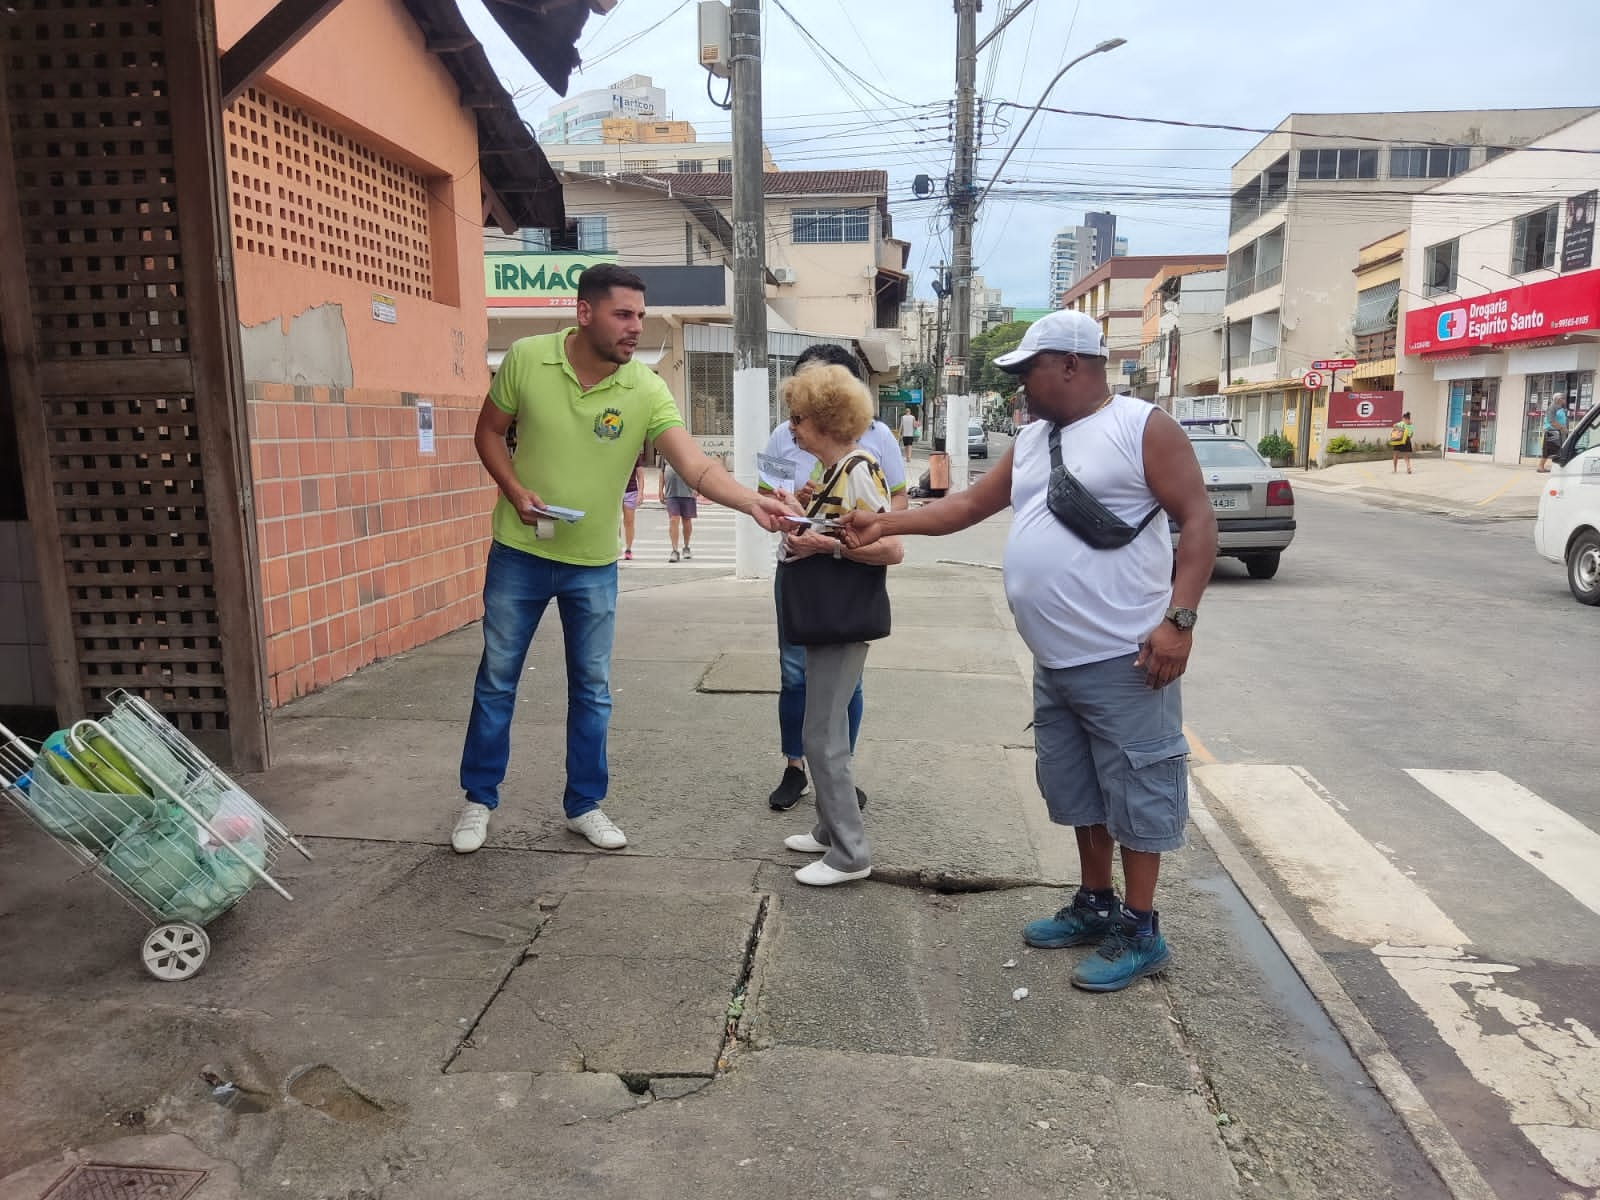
[{"x1": 697, "y1": 1, "x2": 731, "y2": 78}]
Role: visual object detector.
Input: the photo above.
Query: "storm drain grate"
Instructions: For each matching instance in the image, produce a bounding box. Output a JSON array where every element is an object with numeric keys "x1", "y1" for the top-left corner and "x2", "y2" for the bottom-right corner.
[{"x1": 40, "y1": 1164, "x2": 207, "y2": 1200}]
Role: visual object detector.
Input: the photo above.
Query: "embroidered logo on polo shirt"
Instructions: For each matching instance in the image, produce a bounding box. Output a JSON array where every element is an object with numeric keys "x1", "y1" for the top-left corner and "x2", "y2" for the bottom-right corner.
[{"x1": 594, "y1": 408, "x2": 624, "y2": 440}]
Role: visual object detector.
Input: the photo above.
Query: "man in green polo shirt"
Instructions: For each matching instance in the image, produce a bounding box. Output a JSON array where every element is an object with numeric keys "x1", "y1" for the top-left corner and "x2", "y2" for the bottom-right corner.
[{"x1": 454, "y1": 264, "x2": 788, "y2": 855}]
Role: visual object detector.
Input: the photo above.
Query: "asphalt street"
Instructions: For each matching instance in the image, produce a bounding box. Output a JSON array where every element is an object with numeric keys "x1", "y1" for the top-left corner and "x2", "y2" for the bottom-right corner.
[{"x1": 803, "y1": 470, "x2": 1600, "y2": 1198}]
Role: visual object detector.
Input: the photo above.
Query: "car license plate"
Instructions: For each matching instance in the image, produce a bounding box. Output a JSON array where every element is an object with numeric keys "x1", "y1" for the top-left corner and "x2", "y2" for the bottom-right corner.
[{"x1": 1210, "y1": 493, "x2": 1240, "y2": 511}]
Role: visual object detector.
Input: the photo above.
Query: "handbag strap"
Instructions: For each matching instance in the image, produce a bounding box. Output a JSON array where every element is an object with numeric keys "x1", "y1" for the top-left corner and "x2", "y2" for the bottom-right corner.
[
  {"x1": 1047, "y1": 424, "x2": 1162, "y2": 536},
  {"x1": 805, "y1": 453, "x2": 871, "y2": 518}
]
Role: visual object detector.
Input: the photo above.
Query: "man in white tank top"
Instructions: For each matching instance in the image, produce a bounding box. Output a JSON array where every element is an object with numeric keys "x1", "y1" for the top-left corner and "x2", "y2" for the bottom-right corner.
[{"x1": 841, "y1": 311, "x2": 1217, "y2": 992}]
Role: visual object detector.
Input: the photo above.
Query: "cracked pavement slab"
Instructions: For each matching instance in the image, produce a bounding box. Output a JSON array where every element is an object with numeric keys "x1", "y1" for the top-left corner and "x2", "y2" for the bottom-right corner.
[{"x1": 449, "y1": 890, "x2": 763, "y2": 1077}]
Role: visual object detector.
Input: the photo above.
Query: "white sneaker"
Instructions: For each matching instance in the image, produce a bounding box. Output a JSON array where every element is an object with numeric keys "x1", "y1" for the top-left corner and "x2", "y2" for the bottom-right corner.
[
  {"x1": 784, "y1": 833, "x2": 827, "y2": 853},
  {"x1": 795, "y1": 861, "x2": 871, "y2": 887},
  {"x1": 452, "y1": 802, "x2": 491, "y2": 853},
  {"x1": 566, "y1": 809, "x2": 628, "y2": 850}
]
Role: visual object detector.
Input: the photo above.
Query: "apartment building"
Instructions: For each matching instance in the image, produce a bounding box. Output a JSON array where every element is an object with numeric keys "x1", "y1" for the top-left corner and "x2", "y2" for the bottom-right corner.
[
  {"x1": 1221, "y1": 107, "x2": 1594, "y2": 453},
  {"x1": 1135, "y1": 265, "x2": 1226, "y2": 405},
  {"x1": 540, "y1": 139, "x2": 778, "y2": 176},
  {"x1": 484, "y1": 170, "x2": 910, "y2": 459},
  {"x1": 1399, "y1": 110, "x2": 1600, "y2": 463},
  {"x1": 1060, "y1": 255, "x2": 1223, "y2": 390},
  {"x1": 537, "y1": 73, "x2": 666, "y2": 144},
  {"x1": 1048, "y1": 213, "x2": 1129, "y2": 303}
]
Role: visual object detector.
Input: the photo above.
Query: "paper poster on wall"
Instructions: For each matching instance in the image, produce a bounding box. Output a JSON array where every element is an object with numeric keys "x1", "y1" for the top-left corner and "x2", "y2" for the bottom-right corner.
[
  {"x1": 416, "y1": 400, "x2": 435, "y2": 455},
  {"x1": 372, "y1": 293, "x2": 397, "y2": 324}
]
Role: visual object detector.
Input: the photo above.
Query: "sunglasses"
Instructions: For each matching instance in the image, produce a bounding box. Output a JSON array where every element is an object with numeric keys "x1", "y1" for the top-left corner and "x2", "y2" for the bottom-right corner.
[{"x1": 789, "y1": 413, "x2": 808, "y2": 427}]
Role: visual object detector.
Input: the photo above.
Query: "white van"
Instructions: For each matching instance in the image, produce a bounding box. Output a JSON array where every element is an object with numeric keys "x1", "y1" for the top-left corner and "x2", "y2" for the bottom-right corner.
[{"x1": 1534, "y1": 405, "x2": 1600, "y2": 605}]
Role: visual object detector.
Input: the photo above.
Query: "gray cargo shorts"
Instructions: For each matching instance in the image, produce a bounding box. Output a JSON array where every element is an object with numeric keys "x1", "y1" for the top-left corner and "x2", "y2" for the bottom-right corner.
[{"x1": 1031, "y1": 652, "x2": 1189, "y2": 853}]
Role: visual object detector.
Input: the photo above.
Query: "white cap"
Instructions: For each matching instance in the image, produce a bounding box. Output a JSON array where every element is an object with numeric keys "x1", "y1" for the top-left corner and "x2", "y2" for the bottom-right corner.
[{"x1": 993, "y1": 310, "x2": 1108, "y2": 373}]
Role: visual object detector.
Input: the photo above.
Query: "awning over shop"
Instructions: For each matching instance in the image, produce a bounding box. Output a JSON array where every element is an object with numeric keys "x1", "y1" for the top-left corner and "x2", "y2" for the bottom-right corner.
[{"x1": 1221, "y1": 376, "x2": 1304, "y2": 395}]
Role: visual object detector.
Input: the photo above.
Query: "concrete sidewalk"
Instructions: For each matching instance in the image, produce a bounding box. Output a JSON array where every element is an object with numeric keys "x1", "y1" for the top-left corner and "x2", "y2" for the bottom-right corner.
[
  {"x1": 1293, "y1": 454, "x2": 1547, "y2": 519},
  {"x1": 0, "y1": 566, "x2": 1444, "y2": 1199}
]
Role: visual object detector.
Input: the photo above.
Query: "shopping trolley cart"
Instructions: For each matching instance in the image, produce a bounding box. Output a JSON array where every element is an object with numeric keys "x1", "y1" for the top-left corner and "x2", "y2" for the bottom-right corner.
[{"x1": 0, "y1": 689, "x2": 312, "y2": 980}]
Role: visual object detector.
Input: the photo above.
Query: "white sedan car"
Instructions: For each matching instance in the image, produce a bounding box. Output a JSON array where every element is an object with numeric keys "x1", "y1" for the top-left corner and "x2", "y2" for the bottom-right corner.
[{"x1": 1534, "y1": 404, "x2": 1600, "y2": 605}]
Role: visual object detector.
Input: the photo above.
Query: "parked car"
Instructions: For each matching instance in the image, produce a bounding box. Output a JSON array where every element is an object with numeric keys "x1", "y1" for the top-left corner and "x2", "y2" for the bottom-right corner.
[
  {"x1": 1172, "y1": 427, "x2": 1295, "y2": 578},
  {"x1": 968, "y1": 418, "x2": 988, "y2": 459},
  {"x1": 1534, "y1": 403, "x2": 1600, "y2": 605}
]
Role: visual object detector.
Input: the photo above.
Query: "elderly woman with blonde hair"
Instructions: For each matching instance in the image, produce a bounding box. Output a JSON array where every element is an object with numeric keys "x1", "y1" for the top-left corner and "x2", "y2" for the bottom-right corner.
[{"x1": 773, "y1": 363, "x2": 904, "y2": 886}]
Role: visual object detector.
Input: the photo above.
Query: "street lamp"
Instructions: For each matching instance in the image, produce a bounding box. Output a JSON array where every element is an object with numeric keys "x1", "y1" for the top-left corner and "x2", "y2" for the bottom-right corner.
[{"x1": 976, "y1": 38, "x2": 1126, "y2": 210}]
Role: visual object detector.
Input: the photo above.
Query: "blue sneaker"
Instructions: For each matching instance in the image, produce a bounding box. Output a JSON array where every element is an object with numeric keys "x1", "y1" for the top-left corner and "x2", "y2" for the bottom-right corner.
[
  {"x1": 1022, "y1": 891, "x2": 1120, "y2": 949},
  {"x1": 1071, "y1": 912, "x2": 1171, "y2": 992}
]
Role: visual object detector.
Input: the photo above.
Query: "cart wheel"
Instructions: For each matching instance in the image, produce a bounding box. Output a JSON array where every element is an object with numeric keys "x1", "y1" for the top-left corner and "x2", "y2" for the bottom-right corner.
[{"x1": 141, "y1": 922, "x2": 210, "y2": 981}]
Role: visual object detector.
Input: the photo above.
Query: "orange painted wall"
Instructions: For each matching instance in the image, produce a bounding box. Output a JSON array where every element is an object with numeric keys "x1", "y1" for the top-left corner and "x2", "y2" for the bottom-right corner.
[
  {"x1": 217, "y1": 0, "x2": 490, "y2": 398},
  {"x1": 217, "y1": 0, "x2": 505, "y2": 707}
]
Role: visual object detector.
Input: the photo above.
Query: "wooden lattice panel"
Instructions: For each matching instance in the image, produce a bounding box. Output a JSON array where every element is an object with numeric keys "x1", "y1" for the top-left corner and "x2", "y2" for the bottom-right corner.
[
  {"x1": 224, "y1": 87, "x2": 433, "y2": 298},
  {"x1": 4, "y1": 0, "x2": 188, "y2": 360},
  {"x1": 3, "y1": 0, "x2": 232, "y2": 732}
]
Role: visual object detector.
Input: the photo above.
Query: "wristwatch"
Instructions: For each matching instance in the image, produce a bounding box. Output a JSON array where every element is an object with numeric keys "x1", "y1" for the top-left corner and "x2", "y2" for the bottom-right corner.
[
  {"x1": 832, "y1": 541, "x2": 843, "y2": 560},
  {"x1": 1165, "y1": 606, "x2": 1198, "y2": 632}
]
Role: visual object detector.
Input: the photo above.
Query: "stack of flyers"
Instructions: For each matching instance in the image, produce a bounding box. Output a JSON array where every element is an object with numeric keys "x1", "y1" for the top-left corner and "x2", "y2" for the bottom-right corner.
[{"x1": 526, "y1": 504, "x2": 585, "y2": 523}]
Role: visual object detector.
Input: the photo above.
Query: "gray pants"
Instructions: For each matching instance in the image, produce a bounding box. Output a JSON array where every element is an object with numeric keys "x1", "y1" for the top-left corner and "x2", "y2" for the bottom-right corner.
[{"x1": 803, "y1": 641, "x2": 871, "y2": 871}]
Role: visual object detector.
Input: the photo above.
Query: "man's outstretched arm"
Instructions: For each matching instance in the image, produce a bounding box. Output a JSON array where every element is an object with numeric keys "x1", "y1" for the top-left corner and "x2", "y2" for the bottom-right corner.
[{"x1": 842, "y1": 444, "x2": 1014, "y2": 546}]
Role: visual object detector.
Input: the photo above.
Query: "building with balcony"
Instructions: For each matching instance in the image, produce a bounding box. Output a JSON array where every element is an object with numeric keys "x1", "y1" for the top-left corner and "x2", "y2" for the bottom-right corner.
[
  {"x1": 1222, "y1": 108, "x2": 1594, "y2": 455},
  {"x1": 1398, "y1": 110, "x2": 1600, "y2": 464},
  {"x1": 483, "y1": 170, "x2": 910, "y2": 460},
  {"x1": 537, "y1": 73, "x2": 667, "y2": 145},
  {"x1": 1060, "y1": 255, "x2": 1223, "y2": 390},
  {"x1": 1049, "y1": 214, "x2": 1129, "y2": 303},
  {"x1": 1135, "y1": 265, "x2": 1226, "y2": 405}
]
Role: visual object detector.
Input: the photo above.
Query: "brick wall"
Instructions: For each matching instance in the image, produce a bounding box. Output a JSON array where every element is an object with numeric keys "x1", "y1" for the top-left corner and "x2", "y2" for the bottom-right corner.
[{"x1": 247, "y1": 383, "x2": 489, "y2": 708}]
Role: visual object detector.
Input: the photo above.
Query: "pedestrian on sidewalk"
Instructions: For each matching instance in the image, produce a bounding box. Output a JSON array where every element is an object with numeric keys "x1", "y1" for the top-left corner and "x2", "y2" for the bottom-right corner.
[
  {"x1": 900, "y1": 407, "x2": 918, "y2": 465},
  {"x1": 452, "y1": 264, "x2": 790, "y2": 856},
  {"x1": 1538, "y1": 397, "x2": 1570, "y2": 472},
  {"x1": 620, "y1": 449, "x2": 643, "y2": 560},
  {"x1": 842, "y1": 310, "x2": 1218, "y2": 989},
  {"x1": 660, "y1": 459, "x2": 697, "y2": 562},
  {"x1": 1389, "y1": 411, "x2": 1415, "y2": 474},
  {"x1": 772, "y1": 363, "x2": 903, "y2": 886},
  {"x1": 759, "y1": 344, "x2": 907, "y2": 814}
]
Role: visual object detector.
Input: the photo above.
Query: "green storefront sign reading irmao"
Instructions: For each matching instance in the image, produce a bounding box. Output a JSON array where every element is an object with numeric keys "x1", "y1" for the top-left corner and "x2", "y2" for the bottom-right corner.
[{"x1": 484, "y1": 252, "x2": 620, "y2": 308}]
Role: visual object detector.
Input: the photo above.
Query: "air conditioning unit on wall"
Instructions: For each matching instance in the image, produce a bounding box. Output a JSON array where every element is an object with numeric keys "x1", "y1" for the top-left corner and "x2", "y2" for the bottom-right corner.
[{"x1": 771, "y1": 266, "x2": 797, "y2": 285}]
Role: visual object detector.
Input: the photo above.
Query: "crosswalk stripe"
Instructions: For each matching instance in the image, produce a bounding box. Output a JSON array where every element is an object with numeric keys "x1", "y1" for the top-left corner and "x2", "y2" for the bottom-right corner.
[
  {"x1": 1194, "y1": 762, "x2": 1600, "y2": 1190},
  {"x1": 1192, "y1": 763, "x2": 1466, "y2": 947},
  {"x1": 1406, "y1": 769, "x2": 1600, "y2": 921}
]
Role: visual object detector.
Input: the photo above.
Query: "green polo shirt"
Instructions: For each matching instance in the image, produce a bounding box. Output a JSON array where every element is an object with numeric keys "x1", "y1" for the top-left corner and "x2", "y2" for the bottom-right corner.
[{"x1": 488, "y1": 329, "x2": 684, "y2": 565}]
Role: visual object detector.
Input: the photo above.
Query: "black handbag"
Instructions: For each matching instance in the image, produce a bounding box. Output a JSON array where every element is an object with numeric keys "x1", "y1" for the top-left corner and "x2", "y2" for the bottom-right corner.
[
  {"x1": 1046, "y1": 424, "x2": 1162, "y2": 550},
  {"x1": 776, "y1": 454, "x2": 892, "y2": 646}
]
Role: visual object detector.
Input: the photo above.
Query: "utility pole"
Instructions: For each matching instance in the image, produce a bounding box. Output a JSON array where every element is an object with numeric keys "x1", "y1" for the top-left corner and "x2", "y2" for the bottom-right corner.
[
  {"x1": 729, "y1": 0, "x2": 767, "y2": 579},
  {"x1": 948, "y1": 0, "x2": 979, "y2": 399}
]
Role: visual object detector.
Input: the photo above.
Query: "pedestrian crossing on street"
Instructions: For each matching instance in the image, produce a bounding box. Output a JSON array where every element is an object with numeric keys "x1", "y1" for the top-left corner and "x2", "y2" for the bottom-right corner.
[
  {"x1": 1194, "y1": 763, "x2": 1600, "y2": 1193},
  {"x1": 619, "y1": 501, "x2": 755, "y2": 570}
]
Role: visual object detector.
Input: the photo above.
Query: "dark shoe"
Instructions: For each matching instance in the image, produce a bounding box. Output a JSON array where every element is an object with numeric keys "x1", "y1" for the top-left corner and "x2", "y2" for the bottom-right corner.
[
  {"x1": 1071, "y1": 912, "x2": 1171, "y2": 992},
  {"x1": 768, "y1": 765, "x2": 809, "y2": 811},
  {"x1": 855, "y1": 786, "x2": 869, "y2": 811},
  {"x1": 1022, "y1": 891, "x2": 1120, "y2": 949}
]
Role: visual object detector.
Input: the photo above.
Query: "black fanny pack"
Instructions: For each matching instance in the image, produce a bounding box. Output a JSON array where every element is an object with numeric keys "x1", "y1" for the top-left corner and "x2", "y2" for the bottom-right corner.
[{"x1": 1046, "y1": 424, "x2": 1162, "y2": 550}]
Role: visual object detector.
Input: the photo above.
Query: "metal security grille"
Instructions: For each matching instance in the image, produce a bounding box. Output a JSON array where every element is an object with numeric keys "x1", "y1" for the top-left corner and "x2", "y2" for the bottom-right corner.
[
  {"x1": 225, "y1": 87, "x2": 433, "y2": 298},
  {"x1": 1, "y1": 0, "x2": 267, "y2": 760}
]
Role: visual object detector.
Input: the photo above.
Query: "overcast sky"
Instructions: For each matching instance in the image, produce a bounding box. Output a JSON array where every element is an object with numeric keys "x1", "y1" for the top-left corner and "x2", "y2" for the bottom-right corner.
[{"x1": 459, "y1": 0, "x2": 1600, "y2": 309}]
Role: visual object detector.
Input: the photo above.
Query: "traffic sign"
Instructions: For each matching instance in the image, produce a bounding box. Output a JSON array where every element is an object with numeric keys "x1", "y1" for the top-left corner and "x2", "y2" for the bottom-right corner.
[
  {"x1": 1301, "y1": 370, "x2": 1325, "y2": 390},
  {"x1": 1312, "y1": 358, "x2": 1358, "y2": 371}
]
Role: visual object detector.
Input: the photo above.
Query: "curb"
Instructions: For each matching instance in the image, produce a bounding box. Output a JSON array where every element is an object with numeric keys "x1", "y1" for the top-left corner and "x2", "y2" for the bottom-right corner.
[{"x1": 1186, "y1": 776, "x2": 1498, "y2": 1200}]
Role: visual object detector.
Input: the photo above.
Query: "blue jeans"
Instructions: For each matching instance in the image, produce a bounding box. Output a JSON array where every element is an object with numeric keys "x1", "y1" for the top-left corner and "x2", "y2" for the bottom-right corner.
[
  {"x1": 460, "y1": 540, "x2": 617, "y2": 818},
  {"x1": 775, "y1": 571, "x2": 863, "y2": 761}
]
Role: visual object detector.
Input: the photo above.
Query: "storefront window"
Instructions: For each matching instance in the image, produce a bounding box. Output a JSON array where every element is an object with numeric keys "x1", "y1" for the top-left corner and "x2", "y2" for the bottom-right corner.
[
  {"x1": 1445, "y1": 379, "x2": 1499, "y2": 455},
  {"x1": 1524, "y1": 372, "x2": 1595, "y2": 459}
]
